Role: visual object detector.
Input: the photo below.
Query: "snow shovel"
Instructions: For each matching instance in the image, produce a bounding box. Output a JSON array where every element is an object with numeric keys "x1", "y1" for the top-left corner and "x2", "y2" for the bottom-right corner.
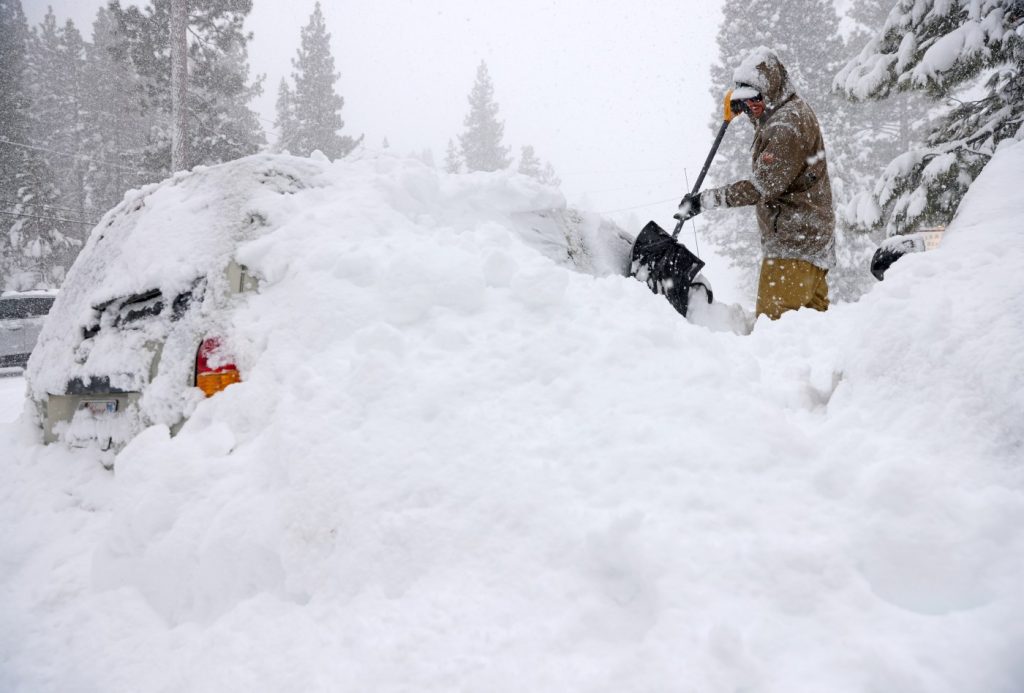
[{"x1": 629, "y1": 91, "x2": 740, "y2": 317}]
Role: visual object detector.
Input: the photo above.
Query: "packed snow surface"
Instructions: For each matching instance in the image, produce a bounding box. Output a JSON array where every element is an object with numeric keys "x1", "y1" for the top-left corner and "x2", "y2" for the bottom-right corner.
[{"x1": 3, "y1": 143, "x2": 1024, "y2": 692}]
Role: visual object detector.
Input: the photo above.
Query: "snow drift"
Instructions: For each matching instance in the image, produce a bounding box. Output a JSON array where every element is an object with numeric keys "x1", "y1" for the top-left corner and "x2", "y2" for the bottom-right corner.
[
  {"x1": 2, "y1": 143, "x2": 1023, "y2": 692},
  {"x1": 24, "y1": 152, "x2": 636, "y2": 451}
]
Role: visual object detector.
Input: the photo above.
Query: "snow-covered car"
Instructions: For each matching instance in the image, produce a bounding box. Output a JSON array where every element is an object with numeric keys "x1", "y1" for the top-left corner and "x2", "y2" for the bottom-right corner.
[
  {"x1": 24, "y1": 157, "x2": 302, "y2": 452},
  {"x1": 0, "y1": 291, "x2": 56, "y2": 369},
  {"x1": 25, "y1": 153, "x2": 635, "y2": 454}
]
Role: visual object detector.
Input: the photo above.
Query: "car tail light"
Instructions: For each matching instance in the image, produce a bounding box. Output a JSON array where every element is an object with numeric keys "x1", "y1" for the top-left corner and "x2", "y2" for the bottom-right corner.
[{"x1": 195, "y1": 337, "x2": 241, "y2": 397}]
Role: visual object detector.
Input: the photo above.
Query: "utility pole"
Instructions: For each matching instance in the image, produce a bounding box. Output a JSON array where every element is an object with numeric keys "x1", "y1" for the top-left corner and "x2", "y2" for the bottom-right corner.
[{"x1": 170, "y1": 0, "x2": 188, "y2": 171}]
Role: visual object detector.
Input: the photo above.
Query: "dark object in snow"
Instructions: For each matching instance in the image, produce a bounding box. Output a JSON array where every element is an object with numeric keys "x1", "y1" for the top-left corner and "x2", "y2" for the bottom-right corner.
[
  {"x1": 630, "y1": 221, "x2": 712, "y2": 317},
  {"x1": 870, "y1": 233, "x2": 928, "y2": 281}
]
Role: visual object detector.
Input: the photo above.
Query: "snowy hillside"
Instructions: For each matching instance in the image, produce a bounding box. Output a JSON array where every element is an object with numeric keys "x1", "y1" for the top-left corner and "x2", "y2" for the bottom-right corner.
[{"x1": 2, "y1": 142, "x2": 1023, "y2": 693}]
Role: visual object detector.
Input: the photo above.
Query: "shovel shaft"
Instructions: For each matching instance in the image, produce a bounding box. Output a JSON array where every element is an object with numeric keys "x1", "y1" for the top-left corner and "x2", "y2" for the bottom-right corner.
[
  {"x1": 672, "y1": 118, "x2": 731, "y2": 238},
  {"x1": 691, "y1": 119, "x2": 731, "y2": 195}
]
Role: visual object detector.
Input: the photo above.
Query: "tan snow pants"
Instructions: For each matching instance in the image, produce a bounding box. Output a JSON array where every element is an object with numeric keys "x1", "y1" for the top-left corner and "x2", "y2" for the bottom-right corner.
[{"x1": 755, "y1": 258, "x2": 830, "y2": 320}]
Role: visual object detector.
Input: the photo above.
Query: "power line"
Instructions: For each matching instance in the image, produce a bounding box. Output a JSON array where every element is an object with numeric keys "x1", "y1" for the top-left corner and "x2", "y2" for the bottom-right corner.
[
  {"x1": 3, "y1": 200, "x2": 103, "y2": 217},
  {"x1": 0, "y1": 209, "x2": 98, "y2": 226},
  {"x1": 0, "y1": 137, "x2": 158, "y2": 176},
  {"x1": 580, "y1": 178, "x2": 683, "y2": 197},
  {"x1": 595, "y1": 196, "x2": 679, "y2": 215},
  {"x1": 560, "y1": 164, "x2": 687, "y2": 176}
]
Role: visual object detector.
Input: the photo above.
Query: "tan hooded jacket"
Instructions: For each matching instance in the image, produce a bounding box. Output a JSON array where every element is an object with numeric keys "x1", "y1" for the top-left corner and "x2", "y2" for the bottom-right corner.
[{"x1": 703, "y1": 50, "x2": 836, "y2": 270}]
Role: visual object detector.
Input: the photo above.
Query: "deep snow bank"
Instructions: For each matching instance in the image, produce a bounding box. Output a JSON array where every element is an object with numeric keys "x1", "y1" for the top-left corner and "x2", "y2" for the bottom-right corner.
[
  {"x1": 25, "y1": 152, "x2": 636, "y2": 435},
  {"x1": 2, "y1": 145, "x2": 1023, "y2": 693}
]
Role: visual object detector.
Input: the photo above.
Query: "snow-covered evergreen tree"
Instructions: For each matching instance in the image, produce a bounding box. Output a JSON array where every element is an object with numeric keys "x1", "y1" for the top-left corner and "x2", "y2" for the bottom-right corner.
[
  {"x1": 81, "y1": 4, "x2": 151, "y2": 215},
  {"x1": 835, "y1": 0, "x2": 1023, "y2": 236},
  {"x1": 444, "y1": 138, "x2": 461, "y2": 173},
  {"x1": 119, "y1": 0, "x2": 266, "y2": 173},
  {"x1": 0, "y1": 0, "x2": 33, "y2": 218},
  {"x1": 843, "y1": 0, "x2": 933, "y2": 193},
  {"x1": 517, "y1": 145, "x2": 561, "y2": 186},
  {"x1": 287, "y1": 2, "x2": 361, "y2": 159},
  {"x1": 273, "y1": 78, "x2": 299, "y2": 153},
  {"x1": 517, "y1": 144, "x2": 541, "y2": 178},
  {"x1": 539, "y1": 162, "x2": 561, "y2": 188},
  {"x1": 458, "y1": 61, "x2": 510, "y2": 172},
  {"x1": 28, "y1": 10, "x2": 89, "y2": 228},
  {"x1": 0, "y1": 0, "x2": 72, "y2": 289}
]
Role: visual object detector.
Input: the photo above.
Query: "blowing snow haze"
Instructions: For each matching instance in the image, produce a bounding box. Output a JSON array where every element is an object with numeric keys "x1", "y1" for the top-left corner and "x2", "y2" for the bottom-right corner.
[
  {"x1": 22, "y1": 0, "x2": 723, "y2": 236},
  {"x1": 4, "y1": 1, "x2": 1024, "y2": 690}
]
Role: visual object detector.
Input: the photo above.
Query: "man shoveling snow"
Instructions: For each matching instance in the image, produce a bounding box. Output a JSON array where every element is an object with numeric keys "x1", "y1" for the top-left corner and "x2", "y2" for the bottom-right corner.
[{"x1": 676, "y1": 47, "x2": 836, "y2": 320}]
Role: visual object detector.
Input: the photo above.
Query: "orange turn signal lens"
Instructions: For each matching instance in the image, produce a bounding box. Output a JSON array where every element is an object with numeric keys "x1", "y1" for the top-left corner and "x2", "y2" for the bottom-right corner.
[{"x1": 196, "y1": 369, "x2": 241, "y2": 397}]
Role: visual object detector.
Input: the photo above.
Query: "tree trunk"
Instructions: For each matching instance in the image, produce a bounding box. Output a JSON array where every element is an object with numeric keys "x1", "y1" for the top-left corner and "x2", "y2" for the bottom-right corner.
[{"x1": 170, "y1": 0, "x2": 188, "y2": 171}]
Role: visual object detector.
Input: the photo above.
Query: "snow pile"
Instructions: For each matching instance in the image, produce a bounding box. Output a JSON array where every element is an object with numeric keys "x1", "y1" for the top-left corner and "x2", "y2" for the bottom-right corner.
[
  {"x1": 25, "y1": 152, "x2": 634, "y2": 446},
  {"x1": 2, "y1": 142, "x2": 1024, "y2": 692}
]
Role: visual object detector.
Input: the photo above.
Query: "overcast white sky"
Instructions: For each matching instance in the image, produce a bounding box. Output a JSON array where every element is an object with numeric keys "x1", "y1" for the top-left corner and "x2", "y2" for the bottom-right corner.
[{"x1": 25, "y1": 0, "x2": 730, "y2": 232}]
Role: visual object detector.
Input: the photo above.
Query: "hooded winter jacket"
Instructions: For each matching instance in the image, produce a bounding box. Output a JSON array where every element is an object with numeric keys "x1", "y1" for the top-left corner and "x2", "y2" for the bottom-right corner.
[{"x1": 703, "y1": 49, "x2": 836, "y2": 270}]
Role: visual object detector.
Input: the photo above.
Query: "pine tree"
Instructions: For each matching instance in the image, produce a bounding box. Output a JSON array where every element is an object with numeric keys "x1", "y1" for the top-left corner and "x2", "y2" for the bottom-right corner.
[
  {"x1": 28, "y1": 10, "x2": 89, "y2": 228},
  {"x1": 518, "y1": 145, "x2": 561, "y2": 187},
  {"x1": 444, "y1": 138, "x2": 461, "y2": 173},
  {"x1": 119, "y1": 0, "x2": 266, "y2": 174},
  {"x1": 458, "y1": 61, "x2": 510, "y2": 172},
  {"x1": 539, "y1": 162, "x2": 561, "y2": 188},
  {"x1": 0, "y1": 0, "x2": 32, "y2": 215},
  {"x1": 81, "y1": 3, "x2": 151, "y2": 214},
  {"x1": 835, "y1": 0, "x2": 1023, "y2": 236},
  {"x1": 517, "y1": 145, "x2": 541, "y2": 178},
  {"x1": 273, "y1": 78, "x2": 299, "y2": 153},
  {"x1": 844, "y1": 0, "x2": 930, "y2": 176},
  {"x1": 0, "y1": 0, "x2": 72, "y2": 289},
  {"x1": 288, "y1": 2, "x2": 361, "y2": 159}
]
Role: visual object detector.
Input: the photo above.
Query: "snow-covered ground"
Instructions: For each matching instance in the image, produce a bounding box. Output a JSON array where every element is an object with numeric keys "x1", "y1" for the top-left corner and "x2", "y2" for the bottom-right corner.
[
  {"x1": 2, "y1": 142, "x2": 1023, "y2": 693},
  {"x1": 0, "y1": 373, "x2": 26, "y2": 422}
]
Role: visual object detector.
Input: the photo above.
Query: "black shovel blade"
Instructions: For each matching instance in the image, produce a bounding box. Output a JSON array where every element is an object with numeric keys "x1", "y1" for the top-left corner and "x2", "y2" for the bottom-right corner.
[{"x1": 629, "y1": 220, "x2": 705, "y2": 317}]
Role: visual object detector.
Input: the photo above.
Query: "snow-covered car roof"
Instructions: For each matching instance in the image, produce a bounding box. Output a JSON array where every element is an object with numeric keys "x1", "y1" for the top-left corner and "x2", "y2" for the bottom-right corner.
[{"x1": 68, "y1": 154, "x2": 329, "y2": 312}]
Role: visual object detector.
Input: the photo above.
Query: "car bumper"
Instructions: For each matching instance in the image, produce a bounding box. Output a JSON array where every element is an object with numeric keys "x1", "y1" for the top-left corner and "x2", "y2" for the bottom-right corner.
[{"x1": 44, "y1": 392, "x2": 144, "y2": 449}]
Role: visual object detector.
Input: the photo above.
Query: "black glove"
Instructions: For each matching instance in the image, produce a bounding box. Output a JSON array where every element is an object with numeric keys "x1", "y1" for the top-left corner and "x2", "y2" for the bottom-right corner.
[{"x1": 673, "y1": 192, "x2": 702, "y2": 222}]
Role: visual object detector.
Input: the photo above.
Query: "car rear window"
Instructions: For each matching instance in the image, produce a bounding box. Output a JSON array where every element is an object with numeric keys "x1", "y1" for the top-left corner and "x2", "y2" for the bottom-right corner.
[
  {"x1": 82, "y1": 282, "x2": 200, "y2": 339},
  {"x1": 0, "y1": 296, "x2": 55, "y2": 320},
  {"x1": 114, "y1": 289, "x2": 164, "y2": 327}
]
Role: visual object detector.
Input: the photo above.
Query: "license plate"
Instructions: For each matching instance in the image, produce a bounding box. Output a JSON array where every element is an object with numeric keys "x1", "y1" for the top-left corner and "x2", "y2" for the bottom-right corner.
[{"x1": 79, "y1": 399, "x2": 118, "y2": 415}]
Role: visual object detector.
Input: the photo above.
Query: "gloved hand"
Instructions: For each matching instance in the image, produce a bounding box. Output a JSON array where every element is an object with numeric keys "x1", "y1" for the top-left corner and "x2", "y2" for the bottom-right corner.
[{"x1": 673, "y1": 192, "x2": 702, "y2": 222}]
